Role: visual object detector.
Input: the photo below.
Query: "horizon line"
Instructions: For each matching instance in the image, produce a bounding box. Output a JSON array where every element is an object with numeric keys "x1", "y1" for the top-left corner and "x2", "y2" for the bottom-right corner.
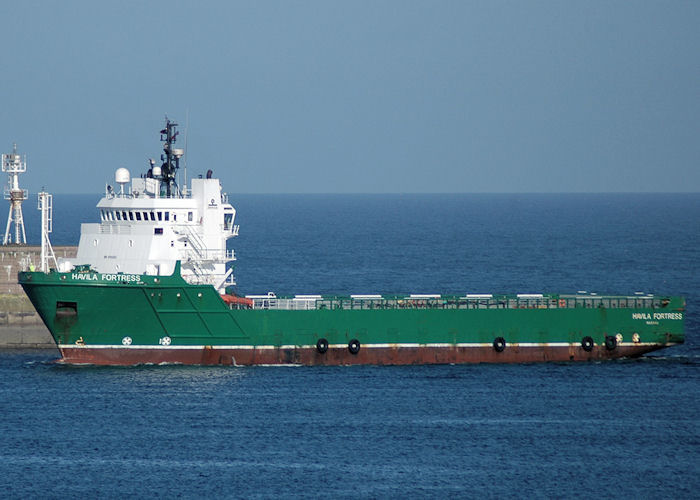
[{"x1": 36, "y1": 191, "x2": 700, "y2": 196}]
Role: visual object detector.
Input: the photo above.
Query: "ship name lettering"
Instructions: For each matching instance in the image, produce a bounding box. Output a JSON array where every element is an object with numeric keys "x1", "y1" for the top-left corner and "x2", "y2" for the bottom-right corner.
[
  {"x1": 99, "y1": 273, "x2": 140, "y2": 282},
  {"x1": 72, "y1": 273, "x2": 98, "y2": 281},
  {"x1": 652, "y1": 312, "x2": 683, "y2": 320},
  {"x1": 633, "y1": 312, "x2": 682, "y2": 321}
]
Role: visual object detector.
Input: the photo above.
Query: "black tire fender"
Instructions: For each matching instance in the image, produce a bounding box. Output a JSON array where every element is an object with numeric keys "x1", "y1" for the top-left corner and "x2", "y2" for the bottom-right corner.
[
  {"x1": 581, "y1": 336, "x2": 594, "y2": 352},
  {"x1": 316, "y1": 338, "x2": 329, "y2": 354},
  {"x1": 493, "y1": 337, "x2": 506, "y2": 352},
  {"x1": 348, "y1": 339, "x2": 360, "y2": 355},
  {"x1": 605, "y1": 335, "x2": 617, "y2": 351}
]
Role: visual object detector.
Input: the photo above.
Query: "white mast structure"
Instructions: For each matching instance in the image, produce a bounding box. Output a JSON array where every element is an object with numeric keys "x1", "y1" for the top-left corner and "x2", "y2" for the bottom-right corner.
[
  {"x1": 37, "y1": 190, "x2": 57, "y2": 272},
  {"x1": 2, "y1": 144, "x2": 28, "y2": 245}
]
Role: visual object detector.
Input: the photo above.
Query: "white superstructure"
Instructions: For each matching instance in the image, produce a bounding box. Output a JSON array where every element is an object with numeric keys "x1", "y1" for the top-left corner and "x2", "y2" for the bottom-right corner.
[{"x1": 62, "y1": 119, "x2": 238, "y2": 293}]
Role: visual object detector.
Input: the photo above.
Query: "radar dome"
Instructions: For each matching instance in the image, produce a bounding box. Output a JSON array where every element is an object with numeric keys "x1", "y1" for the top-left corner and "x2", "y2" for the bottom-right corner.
[
  {"x1": 152, "y1": 166, "x2": 162, "y2": 177},
  {"x1": 115, "y1": 168, "x2": 130, "y2": 185}
]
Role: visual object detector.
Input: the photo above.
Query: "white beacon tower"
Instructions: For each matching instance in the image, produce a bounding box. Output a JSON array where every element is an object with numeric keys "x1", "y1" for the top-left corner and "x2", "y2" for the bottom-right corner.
[{"x1": 2, "y1": 143, "x2": 28, "y2": 245}]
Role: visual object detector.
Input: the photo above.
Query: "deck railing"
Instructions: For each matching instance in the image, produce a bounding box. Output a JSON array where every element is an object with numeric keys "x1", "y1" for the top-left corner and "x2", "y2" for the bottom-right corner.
[{"x1": 243, "y1": 294, "x2": 667, "y2": 311}]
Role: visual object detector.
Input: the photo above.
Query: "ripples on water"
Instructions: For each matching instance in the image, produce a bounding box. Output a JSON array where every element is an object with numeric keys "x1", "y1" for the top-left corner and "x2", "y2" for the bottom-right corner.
[
  {"x1": 0, "y1": 351, "x2": 697, "y2": 498},
  {"x1": 3, "y1": 193, "x2": 699, "y2": 497}
]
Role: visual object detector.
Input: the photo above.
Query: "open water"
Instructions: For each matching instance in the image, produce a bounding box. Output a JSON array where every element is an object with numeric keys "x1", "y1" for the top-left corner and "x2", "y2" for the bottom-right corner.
[{"x1": 2, "y1": 193, "x2": 699, "y2": 498}]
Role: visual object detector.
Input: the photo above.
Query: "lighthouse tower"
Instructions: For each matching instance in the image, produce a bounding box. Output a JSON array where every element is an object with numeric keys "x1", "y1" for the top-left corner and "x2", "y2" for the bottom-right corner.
[{"x1": 2, "y1": 144, "x2": 28, "y2": 245}]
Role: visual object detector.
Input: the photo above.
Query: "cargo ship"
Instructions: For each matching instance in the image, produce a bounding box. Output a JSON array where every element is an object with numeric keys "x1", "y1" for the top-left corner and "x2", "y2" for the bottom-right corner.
[{"x1": 18, "y1": 120, "x2": 686, "y2": 365}]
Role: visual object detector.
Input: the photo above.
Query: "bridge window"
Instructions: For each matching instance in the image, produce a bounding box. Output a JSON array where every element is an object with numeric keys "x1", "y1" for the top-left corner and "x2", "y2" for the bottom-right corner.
[
  {"x1": 128, "y1": 211, "x2": 134, "y2": 221},
  {"x1": 150, "y1": 212, "x2": 155, "y2": 221},
  {"x1": 188, "y1": 211, "x2": 193, "y2": 222},
  {"x1": 157, "y1": 212, "x2": 162, "y2": 221},
  {"x1": 135, "y1": 212, "x2": 142, "y2": 221},
  {"x1": 116, "y1": 211, "x2": 121, "y2": 220},
  {"x1": 164, "y1": 212, "x2": 169, "y2": 221}
]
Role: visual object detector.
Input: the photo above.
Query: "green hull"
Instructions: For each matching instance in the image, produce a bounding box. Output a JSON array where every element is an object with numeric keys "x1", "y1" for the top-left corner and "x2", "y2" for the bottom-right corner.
[{"x1": 18, "y1": 269, "x2": 686, "y2": 365}]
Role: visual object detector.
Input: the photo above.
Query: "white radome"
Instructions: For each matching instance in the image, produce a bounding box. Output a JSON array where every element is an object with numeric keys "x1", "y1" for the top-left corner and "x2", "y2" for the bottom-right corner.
[{"x1": 115, "y1": 167, "x2": 131, "y2": 185}]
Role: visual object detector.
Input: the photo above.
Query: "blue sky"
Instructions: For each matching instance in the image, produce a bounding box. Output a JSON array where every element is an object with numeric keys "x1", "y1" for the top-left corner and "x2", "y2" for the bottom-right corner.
[{"x1": 1, "y1": 1, "x2": 698, "y2": 194}]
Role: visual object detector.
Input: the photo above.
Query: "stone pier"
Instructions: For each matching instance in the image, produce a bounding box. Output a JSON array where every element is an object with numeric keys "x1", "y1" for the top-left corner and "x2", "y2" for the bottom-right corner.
[{"x1": 0, "y1": 245, "x2": 76, "y2": 348}]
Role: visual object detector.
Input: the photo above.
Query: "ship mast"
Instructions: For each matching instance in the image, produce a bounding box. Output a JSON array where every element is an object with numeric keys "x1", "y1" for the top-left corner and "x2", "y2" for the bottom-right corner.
[
  {"x1": 37, "y1": 190, "x2": 57, "y2": 272},
  {"x1": 159, "y1": 119, "x2": 184, "y2": 198}
]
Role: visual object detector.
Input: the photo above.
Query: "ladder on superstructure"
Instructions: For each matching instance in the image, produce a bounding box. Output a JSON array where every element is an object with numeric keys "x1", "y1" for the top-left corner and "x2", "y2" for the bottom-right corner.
[{"x1": 177, "y1": 225, "x2": 235, "y2": 290}]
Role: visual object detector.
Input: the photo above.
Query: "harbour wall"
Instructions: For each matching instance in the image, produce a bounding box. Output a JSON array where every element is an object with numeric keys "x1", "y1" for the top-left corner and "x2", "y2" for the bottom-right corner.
[{"x1": 0, "y1": 245, "x2": 76, "y2": 348}]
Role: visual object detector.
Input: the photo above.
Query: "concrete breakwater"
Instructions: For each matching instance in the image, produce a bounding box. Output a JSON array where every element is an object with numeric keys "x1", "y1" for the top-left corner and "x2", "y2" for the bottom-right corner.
[
  {"x1": 0, "y1": 245, "x2": 76, "y2": 349},
  {"x1": 0, "y1": 310, "x2": 56, "y2": 349}
]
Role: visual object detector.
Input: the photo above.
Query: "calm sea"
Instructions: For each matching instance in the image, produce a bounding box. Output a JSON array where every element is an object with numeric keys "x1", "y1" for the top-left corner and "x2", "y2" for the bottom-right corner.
[{"x1": 2, "y1": 193, "x2": 698, "y2": 498}]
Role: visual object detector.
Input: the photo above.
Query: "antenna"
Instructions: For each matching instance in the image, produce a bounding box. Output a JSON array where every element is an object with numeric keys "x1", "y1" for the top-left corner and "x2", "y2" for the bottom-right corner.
[
  {"x1": 183, "y1": 109, "x2": 189, "y2": 196},
  {"x1": 2, "y1": 144, "x2": 28, "y2": 245}
]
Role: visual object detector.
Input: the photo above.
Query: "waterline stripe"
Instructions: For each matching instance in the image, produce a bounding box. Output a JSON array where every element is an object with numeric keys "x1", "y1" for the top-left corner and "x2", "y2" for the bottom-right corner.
[{"x1": 58, "y1": 342, "x2": 667, "y2": 350}]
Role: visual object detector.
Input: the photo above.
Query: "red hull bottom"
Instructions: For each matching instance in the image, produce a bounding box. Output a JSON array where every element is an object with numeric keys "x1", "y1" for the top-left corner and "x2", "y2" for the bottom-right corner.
[{"x1": 55, "y1": 344, "x2": 673, "y2": 366}]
